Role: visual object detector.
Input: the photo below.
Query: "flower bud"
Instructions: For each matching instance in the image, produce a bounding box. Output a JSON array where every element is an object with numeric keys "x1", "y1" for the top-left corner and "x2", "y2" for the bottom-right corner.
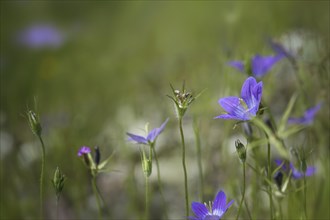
[
  {"x1": 235, "y1": 139, "x2": 246, "y2": 163},
  {"x1": 94, "y1": 146, "x2": 101, "y2": 166},
  {"x1": 274, "y1": 171, "x2": 283, "y2": 190},
  {"x1": 51, "y1": 167, "x2": 66, "y2": 198},
  {"x1": 27, "y1": 110, "x2": 42, "y2": 137},
  {"x1": 141, "y1": 151, "x2": 152, "y2": 177}
]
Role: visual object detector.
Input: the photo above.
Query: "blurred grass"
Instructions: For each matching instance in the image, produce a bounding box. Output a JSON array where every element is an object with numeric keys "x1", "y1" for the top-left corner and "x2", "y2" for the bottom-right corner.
[{"x1": 1, "y1": 1, "x2": 329, "y2": 219}]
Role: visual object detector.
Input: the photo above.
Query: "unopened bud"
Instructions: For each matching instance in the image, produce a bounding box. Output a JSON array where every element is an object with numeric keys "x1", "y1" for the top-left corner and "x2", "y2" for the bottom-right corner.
[
  {"x1": 141, "y1": 151, "x2": 152, "y2": 177},
  {"x1": 27, "y1": 110, "x2": 42, "y2": 137},
  {"x1": 274, "y1": 171, "x2": 283, "y2": 190},
  {"x1": 51, "y1": 167, "x2": 66, "y2": 198},
  {"x1": 94, "y1": 146, "x2": 101, "y2": 166},
  {"x1": 235, "y1": 140, "x2": 246, "y2": 163}
]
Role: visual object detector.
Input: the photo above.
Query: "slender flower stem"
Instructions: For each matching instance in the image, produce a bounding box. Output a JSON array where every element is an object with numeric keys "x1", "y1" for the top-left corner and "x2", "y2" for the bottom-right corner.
[
  {"x1": 91, "y1": 176, "x2": 103, "y2": 219},
  {"x1": 56, "y1": 196, "x2": 59, "y2": 220},
  {"x1": 145, "y1": 175, "x2": 150, "y2": 220},
  {"x1": 193, "y1": 120, "x2": 204, "y2": 201},
  {"x1": 151, "y1": 146, "x2": 168, "y2": 219},
  {"x1": 303, "y1": 173, "x2": 307, "y2": 219},
  {"x1": 179, "y1": 117, "x2": 189, "y2": 216},
  {"x1": 265, "y1": 133, "x2": 274, "y2": 220},
  {"x1": 236, "y1": 162, "x2": 246, "y2": 220},
  {"x1": 37, "y1": 135, "x2": 45, "y2": 218}
]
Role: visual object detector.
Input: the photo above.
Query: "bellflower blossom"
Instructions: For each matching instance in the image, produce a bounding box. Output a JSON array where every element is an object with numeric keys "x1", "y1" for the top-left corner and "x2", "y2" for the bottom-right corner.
[
  {"x1": 228, "y1": 53, "x2": 283, "y2": 78},
  {"x1": 127, "y1": 118, "x2": 169, "y2": 145},
  {"x1": 275, "y1": 159, "x2": 316, "y2": 179},
  {"x1": 288, "y1": 103, "x2": 322, "y2": 125},
  {"x1": 16, "y1": 24, "x2": 65, "y2": 49},
  {"x1": 190, "y1": 190, "x2": 234, "y2": 220},
  {"x1": 215, "y1": 77, "x2": 263, "y2": 121}
]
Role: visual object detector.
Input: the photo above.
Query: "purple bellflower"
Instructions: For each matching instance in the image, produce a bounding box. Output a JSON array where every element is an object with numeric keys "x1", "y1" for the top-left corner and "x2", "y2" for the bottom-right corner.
[
  {"x1": 275, "y1": 159, "x2": 316, "y2": 179},
  {"x1": 16, "y1": 24, "x2": 65, "y2": 49},
  {"x1": 215, "y1": 77, "x2": 263, "y2": 121},
  {"x1": 228, "y1": 53, "x2": 283, "y2": 78},
  {"x1": 127, "y1": 118, "x2": 169, "y2": 145},
  {"x1": 288, "y1": 103, "x2": 322, "y2": 125},
  {"x1": 190, "y1": 190, "x2": 234, "y2": 220},
  {"x1": 77, "y1": 146, "x2": 91, "y2": 157}
]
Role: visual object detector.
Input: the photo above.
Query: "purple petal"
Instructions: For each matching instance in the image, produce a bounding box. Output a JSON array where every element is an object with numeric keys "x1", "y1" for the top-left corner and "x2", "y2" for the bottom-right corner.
[
  {"x1": 240, "y1": 77, "x2": 262, "y2": 115},
  {"x1": 270, "y1": 41, "x2": 294, "y2": 59},
  {"x1": 146, "y1": 118, "x2": 169, "y2": 142},
  {"x1": 275, "y1": 159, "x2": 288, "y2": 171},
  {"x1": 288, "y1": 103, "x2": 322, "y2": 125},
  {"x1": 304, "y1": 103, "x2": 322, "y2": 121},
  {"x1": 251, "y1": 54, "x2": 283, "y2": 77},
  {"x1": 224, "y1": 199, "x2": 234, "y2": 211},
  {"x1": 126, "y1": 133, "x2": 148, "y2": 144},
  {"x1": 305, "y1": 166, "x2": 316, "y2": 176},
  {"x1": 218, "y1": 97, "x2": 249, "y2": 121},
  {"x1": 228, "y1": 60, "x2": 245, "y2": 72},
  {"x1": 191, "y1": 202, "x2": 209, "y2": 218},
  {"x1": 288, "y1": 117, "x2": 307, "y2": 124},
  {"x1": 77, "y1": 146, "x2": 91, "y2": 157},
  {"x1": 218, "y1": 97, "x2": 241, "y2": 113},
  {"x1": 212, "y1": 191, "x2": 226, "y2": 216},
  {"x1": 214, "y1": 114, "x2": 244, "y2": 120}
]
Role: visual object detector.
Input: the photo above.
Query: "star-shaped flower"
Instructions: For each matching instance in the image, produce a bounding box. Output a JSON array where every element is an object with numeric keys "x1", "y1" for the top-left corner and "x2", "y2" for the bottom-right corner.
[
  {"x1": 275, "y1": 159, "x2": 316, "y2": 179},
  {"x1": 190, "y1": 190, "x2": 234, "y2": 220},
  {"x1": 126, "y1": 118, "x2": 169, "y2": 145},
  {"x1": 215, "y1": 77, "x2": 263, "y2": 121},
  {"x1": 288, "y1": 103, "x2": 322, "y2": 125}
]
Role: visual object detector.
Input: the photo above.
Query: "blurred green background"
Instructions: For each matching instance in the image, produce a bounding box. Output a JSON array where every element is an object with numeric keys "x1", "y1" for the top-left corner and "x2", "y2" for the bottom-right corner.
[{"x1": 0, "y1": 1, "x2": 329, "y2": 219}]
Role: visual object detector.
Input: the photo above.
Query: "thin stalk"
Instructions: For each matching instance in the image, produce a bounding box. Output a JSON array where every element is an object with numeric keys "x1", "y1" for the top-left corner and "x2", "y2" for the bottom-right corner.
[
  {"x1": 151, "y1": 146, "x2": 168, "y2": 219},
  {"x1": 244, "y1": 199, "x2": 252, "y2": 220},
  {"x1": 236, "y1": 162, "x2": 246, "y2": 220},
  {"x1": 265, "y1": 133, "x2": 274, "y2": 220},
  {"x1": 38, "y1": 135, "x2": 45, "y2": 218},
  {"x1": 145, "y1": 176, "x2": 150, "y2": 220},
  {"x1": 179, "y1": 117, "x2": 189, "y2": 216},
  {"x1": 56, "y1": 196, "x2": 59, "y2": 220},
  {"x1": 193, "y1": 120, "x2": 204, "y2": 201},
  {"x1": 303, "y1": 174, "x2": 307, "y2": 219},
  {"x1": 91, "y1": 176, "x2": 103, "y2": 219}
]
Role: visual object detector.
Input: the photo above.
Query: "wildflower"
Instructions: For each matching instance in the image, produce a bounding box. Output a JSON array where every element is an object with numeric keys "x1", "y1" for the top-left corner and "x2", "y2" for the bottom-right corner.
[
  {"x1": 275, "y1": 159, "x2": 316, "y2": 179},
  {"x1": 17, "y1": 24, "x2": 65, "y2": 49},
  {"x1": 288, "y1": 103, "x2": 322, "y2": 125},
  {"x1": 77, "y1": 146, "x2": 91, "y2": 157},
  {"x1": 126, "y1": 118, "x2": 169, "y2": 145},
  {"x1": 215, "y1": 77, "x2": 263, "y2": 121},
  {"x1": 190, "y1": 190, "x2": 234, "y2": 220},
  {"x1": 228, "y1": 53, "x2": 283, "y2": 78}
]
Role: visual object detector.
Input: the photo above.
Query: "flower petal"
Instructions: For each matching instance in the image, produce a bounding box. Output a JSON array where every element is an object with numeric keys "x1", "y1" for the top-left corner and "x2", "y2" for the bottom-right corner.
[
  {"x1": 224, "y1": 199, "x2": 234, "y2": 211},
  {"x1": 241, "y1": 77, "x2": 257, "y2": 109},
  {"x1": 126, "y1": 133, "x2": 148, "y2": 144},
  {"x1": 304, "y1": 103, "x2": 322, "y2": 121},
  {"x1": 214, "y1": 114, "x2": 243, "y2": 120},
  {"x1": 228, "y1": 60, "x2": 245, "y2": 72},
  {"x1": 251, "y1": 54, "x2": 283, "y2": 77},
  {"x1": 305, "y1": 166, "x2": 316, "y2": 176},
  {"x1": 212, "y1": 191, "x2": 226, "y2": 216},
  {"x1": 147, "y1": 118, "x2": 169, "y2": 142},
  {"x1": 191, "y1": 202, "x2": 209, "y2": 218}
]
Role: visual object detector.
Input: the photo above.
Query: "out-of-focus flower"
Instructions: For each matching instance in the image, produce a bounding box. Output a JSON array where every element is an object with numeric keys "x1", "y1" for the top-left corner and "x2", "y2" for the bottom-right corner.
[
  {"x1": 16, "y1": 24, "x2": 65, "y2": 49},
  {"x1": 228, "y1": 53, "x2": 283, "y2": 78},
  {"x1": 190, "y1": 190, "x2": 234, "y2": 220},
  {"x1": 215, "y1": 77, "x2": 263, "y2": 121},
  {"x1": 275, "y1": 159, "x2": 316, "y2": 179},
  {"x1": 288, "y1": 103, "x2": 322, "y2": 125},
  {"x1": 126, "y1": 118, "x2": 169, "y2": 145},
  {"x1": 77, "y1": 146, "x2": 91, "y2": 157}
]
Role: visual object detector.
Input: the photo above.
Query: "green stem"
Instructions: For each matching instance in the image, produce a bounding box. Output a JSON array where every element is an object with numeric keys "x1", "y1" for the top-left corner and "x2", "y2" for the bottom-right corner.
[
  {"x1": 236, "y1": 162, "x2": 246, "y2": 220},
  {"x1": 38, "y1": 135, "x2": 45, "y2": 219},
  {"x1": 92, "y1": 176, "x2": 103, "y2": 219},
  {"x1": 179, "y1": 117, "x2": 189, "y2": 216},
  {"x1": 56, "y1": 196, "x2": 59, "y2": 220},
  {"x1": 265, "y1": 133, "x2": 274, "y2": 220},
  {"x1": 303, "y1": 174, "x2": 307, "y2": 219},
  {"x1": 193, "y1": 120, "x2": 204, "y2": 201},
  {"x1": 145, "y1": 176, "x2": 150, "y2": 220},
  {"x1": 151, "y1": 145, "x2": 168, "y2": 219}
]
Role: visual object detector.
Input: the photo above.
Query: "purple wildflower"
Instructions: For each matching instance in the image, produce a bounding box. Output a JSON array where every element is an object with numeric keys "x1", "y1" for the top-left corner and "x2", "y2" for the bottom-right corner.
[
  {"x1": 77, "y1": 146, "x2": 91, "y2": 157},
  {"x1": 16, "y1": 24, "x2": 65, "y2": 49},
  {"x1": 215, "y1": 77, "x2": 263, "y2": 121},
  {"x1": 275, "y1": 159, "x2": 316, "y2": 179},
  {"x1": 190, "y1": 190, "x2": 234, "y2": 220},
  {"x1": 288, "y1": 103, "x2": 322, "y2": 125},
  {"x1": 228, "y1": 54, "x2": 283, "y2": 77},
  {"x1": 127, "y1": 118, "x2": 169, "y2": 145}
]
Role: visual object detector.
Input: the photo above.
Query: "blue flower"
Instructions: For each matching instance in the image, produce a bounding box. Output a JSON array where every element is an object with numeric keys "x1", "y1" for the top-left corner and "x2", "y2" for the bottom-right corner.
[
  {"x1": 228, "y1": 53, "x2": 283, "y2": 78},
  {"x1": 16, "y1": 24, "x2": 65, "y2": 49},
  {"x1": 288, "y1": 103, "x2": 322, "y2": 125},
  {"x1": 126, "y1": 118, "x2": 169, "y2": 145},
  {"x1": 215, "y1": 77, "x2": 263, "y2": 121},
  {"x1": 190, "y1": 190, "x2": 234, "y2": 220},
  {"x1": 275, "y1": 159, "x2": 316, "y2": 179}
]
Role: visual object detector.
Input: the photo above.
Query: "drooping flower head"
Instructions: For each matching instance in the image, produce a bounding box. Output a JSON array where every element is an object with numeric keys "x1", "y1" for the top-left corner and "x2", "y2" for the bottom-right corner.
[
  {"x1": 126, "y1": 118, "x2": 169, "y2": 145},
  {"x1": 190, "y1": 190, "x2": 234, "y2": 220},
  {"x1": 215, "y1": 77, "x2": 263, "y2": 121},
  {"x1": 288, "y1": 103, "x2": 322, "y2": 125},
  {"x1": 16, "y1": 23, "x2": 65, "y2": 49},
  {"x1": 275, "y1": 159, "x2": 316, "y2": 179},
  {"x1": 228, "y1": 53, "x2": 283, "y2": 78}
]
